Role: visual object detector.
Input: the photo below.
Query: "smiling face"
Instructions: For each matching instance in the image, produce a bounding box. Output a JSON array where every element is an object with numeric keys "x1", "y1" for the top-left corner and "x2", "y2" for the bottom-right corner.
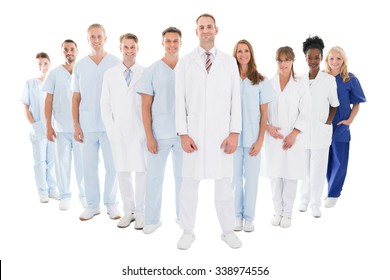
[
  {"x1": 305, "y1": 48, "x2": 322, "y2": 72},
  {"x1": 120, "y1": 38, "x2": 138, "y2": 66},
  {"x1": 196, "y1": 16, "x2": 218, "y2": 49},
  {"x1": 327, "y1": 51, "x2": 344, "y2": 74},
  {"x1": 236, "y1": 43, "x2": 251, "y2": 66},
  {"x1": 62, "y1": 42, "x2": 78, "y2": 64},
  {"x1": 277, "y1": 54, "x2": 293, "y2": 76},
  {"x1": 87, "y1": 27, "x2": 106, "y2": 52},
  {"x1": 37, "y1": 57, "x2": 51, "y2": 77},
  {"x1": 163, "y1": 32, "x2": 181, "y2": 56}
]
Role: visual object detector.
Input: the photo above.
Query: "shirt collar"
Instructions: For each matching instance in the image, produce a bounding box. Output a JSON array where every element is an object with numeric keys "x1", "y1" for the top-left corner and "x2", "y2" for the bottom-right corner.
[
  {"x1": 121, "y1": 62, "x2": 136, "y2": 72},
  {"x1": 198, "y1": 46, "x2": 216, "y2": 57}
]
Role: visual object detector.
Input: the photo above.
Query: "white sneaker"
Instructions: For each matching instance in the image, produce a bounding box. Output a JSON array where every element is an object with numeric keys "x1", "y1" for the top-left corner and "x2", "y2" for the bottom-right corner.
[
  {"x1": 134, "y1": 215, "x2": 144, "y2": 230},
  {"x1": 324, "y1": 197, "x2": 338, "y2": 208},
  {"x1": 59, "y1": 198, "x2": 70, "y2": 210},
  {"x1": 39, "y1": 195, "x2": 49, "y2": 203},
  {"x1": 177, "y1": 233, "x2": 195, "y2": 250},
  {"x1": 298, "y1": 203, "x2": 308, "y2": 212},
  {"x1": 221, "y1": 232, "x2": 242, "y2": 249},
  {"x1": 107, "y1": 205, "x2": 121, "y2": 220},
  {"x1": 79, "y1": 197, "x2": 88, "y2": 208},
  {"x1": 271, "y1": 215, "x2": 282, "y2": 226},
  {"x1": 280, "y1": 216, "x2": 292, "y2": 228},
  {"x1": 234, "y1": 218, "x2": 243, "y2": 231},
  {"x1": 48, "y1": 190, "x2": 60, "y2": 200},
  {"x1": 312, "y1": 208, "x2": 322, "y2": 218},
  {"x1": 79, "y1": 207, "x2": 100, "y2": 221},
  {"x1": 143, "y1": 222, "x2": 162, "y2": 234},
  {"x1": 117, "y1": 213, "x2": 135, "y2": 228},
  {"x1": 243, "y1": 220, "x2": 254, "y2": 232}
]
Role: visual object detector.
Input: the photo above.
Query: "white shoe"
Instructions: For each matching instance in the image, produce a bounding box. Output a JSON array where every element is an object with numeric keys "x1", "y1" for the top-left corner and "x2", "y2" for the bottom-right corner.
[
  {"x1": 234, "y1": 218, "x2": 243, "y2": 231},
  {"x1": 79, "y1": 207, "x2": 100, "y2": 221},
  {"x1": 79, "y1": 197, "x2": 88, "y2": 208},
  {"x1": 221, "y1": 232, "x2": 242, "y2": 249},
  {"x1": 48, "y1": 190, "x2": 60, "y2": 200},
  {"x1": 243, "y1": 220, "x2": 254, "y2": 232},
  {"x1": 312, "y1": 208, "x2": 322, "y2": 218},
  {"x1": 324, "y1": 197, "x2": 338, "y2": 208},
  {"x1": 298, "y1": 203, "x2": 308, "y2": 212},
  {"x1": 117, "y1": 213, "x2": 135, "y2": 228},
  {"x1": 134, "y1": 215, "x2": 144, "y2": 230},
  {"x1": 271, "y1": 215, "x2": 282, "y2": 226},
  {"x1": 280, "y1": 216, "x2": 292, "y2": 228},
  {"x1": 107, "y1": 205, "x2": 121, "y2": 220},
  {"x1": 39, "y1": 195, "x2": 49, "y2": 203},
  {"x1": 177, "y1": 233, "x2": 195, "y2": 250},
  {"x1": 59, "y1": 198, "x2": 70, "y2": 210},
  {"x1": 143, "y1": 222, "x2": 162, "y2": 234}
]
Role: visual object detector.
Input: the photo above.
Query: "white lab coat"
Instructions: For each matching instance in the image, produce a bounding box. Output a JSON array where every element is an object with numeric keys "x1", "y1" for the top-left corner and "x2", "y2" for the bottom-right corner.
[
  {"x1": 175, "y1": 48, "x2": 241, "y2": 180},
  {"x1": 101, "y1": 63, "x2": 146, "y2": 172},
  {"x1": 263, "y1": 73, "x2": 310, "y2": 180}
]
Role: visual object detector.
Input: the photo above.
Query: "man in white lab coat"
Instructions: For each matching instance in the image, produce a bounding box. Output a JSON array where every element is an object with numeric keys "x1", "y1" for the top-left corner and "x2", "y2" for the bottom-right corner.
[
  {"x1": 101, "y1": 33, "x2": 146, "y2": 230},
  {"x1": 175, "y1": 13, "x2": 242, "y2": 249}
]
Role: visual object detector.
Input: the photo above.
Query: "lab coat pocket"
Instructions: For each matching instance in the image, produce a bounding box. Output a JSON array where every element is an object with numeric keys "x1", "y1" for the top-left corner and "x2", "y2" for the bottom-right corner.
[
  {"x1": 313, "y1": 122, "x2": 332, "y2": 149},
  {"x1": 30, "y1": 121, "x2": 46, "y2": 141}
]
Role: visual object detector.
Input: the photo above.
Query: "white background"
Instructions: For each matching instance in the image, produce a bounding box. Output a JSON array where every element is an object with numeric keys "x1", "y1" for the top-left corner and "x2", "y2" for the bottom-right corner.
[{"x1": 1, "y1": 0, "x2": 388, "y2": 279}]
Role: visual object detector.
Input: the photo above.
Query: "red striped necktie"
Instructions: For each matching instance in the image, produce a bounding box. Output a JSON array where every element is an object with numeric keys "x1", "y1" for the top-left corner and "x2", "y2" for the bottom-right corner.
[{"x1": 205, "y1": 51, "x2": 212, "y2": 73}]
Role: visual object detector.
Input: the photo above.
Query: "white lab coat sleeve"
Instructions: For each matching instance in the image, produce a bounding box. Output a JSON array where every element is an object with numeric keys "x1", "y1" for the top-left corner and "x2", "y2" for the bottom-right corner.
[
  {"x1": 294, "y1": 81, "x2": 310, "y2": 133},
  {"x1": 100, "y1": 72, "x2": 114, "y2": 135},
  {"x1": 329, "y1": 76, "x2": 340, "y2": 107},
  {"x1": 229, "y1": 59, "x2": 242, "y2": 133},
  {"x1": 175, "y1": 59, "x2": 188, "y2": 135}
]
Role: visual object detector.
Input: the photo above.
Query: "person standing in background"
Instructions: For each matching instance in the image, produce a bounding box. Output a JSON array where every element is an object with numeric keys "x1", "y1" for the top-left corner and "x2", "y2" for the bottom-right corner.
[
  {"x1": 137, "y1": 27, "x2": 183, "y2": 234},
  {"x1": 298, "y1": 36, "x2": 339, "y2": 218},
  {"x1": 22, "y1": 52, "x2": 59, "y2": 203},
  {"x1": 101, "y1": 33, "x2": 146, "y2": 230},
  {"x1": 232, "y1": 39, "x2": 275, "y2": 232},
  {"x1": 324, "y1": 46, "x2": 366, "y2": 208},
  {"x1": 175, "y1": 14, "x2": 242, "y2": 249},
  {"x1": 264, "y1": 46, "x2": 310, "y2": 228},
  {"x1": 43, "y1": 39, "x2": 86, "y2": 210},
  {"x1": 72, "y1": 23, "x2": 121, "y2": 221}
]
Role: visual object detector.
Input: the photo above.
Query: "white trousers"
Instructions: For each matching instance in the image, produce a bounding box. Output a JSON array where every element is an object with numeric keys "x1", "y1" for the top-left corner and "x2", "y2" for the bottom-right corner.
[
  {"x1": 179, "y1": 177, "x2": 235, "y2": 233},
  {"x1": 271, "y1": 178, "x2": 298, "y2": 217},
  {"x1": 117, "y1": 172, "x2": 145, "y2": 215},
  {"x1": 300, "y1": 149, "x2": 329, "y2": 209}
]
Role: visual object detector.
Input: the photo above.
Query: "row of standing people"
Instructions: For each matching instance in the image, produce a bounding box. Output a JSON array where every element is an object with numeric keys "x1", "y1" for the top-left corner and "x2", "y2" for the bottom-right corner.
[{"x1": 21, "y1": 13, "x2": 366, "y2": 250}]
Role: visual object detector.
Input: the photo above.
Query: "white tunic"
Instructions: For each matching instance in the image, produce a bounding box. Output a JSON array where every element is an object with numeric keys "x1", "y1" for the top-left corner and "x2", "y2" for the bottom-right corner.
[
  {"x1": 101, "y1": 63, "x2": 146, "y2": 172},
  {"x1": 175, "y1": 47, "x2": 241, "y2": 180},
  {"x1": 263, "y1": 74, "x2": 310, "y2": 180}
]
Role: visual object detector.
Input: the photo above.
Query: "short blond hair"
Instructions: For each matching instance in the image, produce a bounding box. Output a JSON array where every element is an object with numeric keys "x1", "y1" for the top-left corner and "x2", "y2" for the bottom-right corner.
[{"x1": 87, "y1": 23, "x2": 106, "y2": 35}]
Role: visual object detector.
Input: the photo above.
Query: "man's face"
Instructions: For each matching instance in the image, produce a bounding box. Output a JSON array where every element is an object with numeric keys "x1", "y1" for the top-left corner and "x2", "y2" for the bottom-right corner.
[
  {"x1": 162, "y1": 32, "x2": 181, "y2": 55},
  {"x1": 196, "y1": 16, "x2": 218, "y2": 46},
  {"x1": 62, "y1": 42, "x2": 78, "y2": 64},
  {"x1": 120, "y1": 38, "x2": 138, "y2": 62},
  {"x1": 87, "y1": 27, "x2": 106, "y2": 51}
]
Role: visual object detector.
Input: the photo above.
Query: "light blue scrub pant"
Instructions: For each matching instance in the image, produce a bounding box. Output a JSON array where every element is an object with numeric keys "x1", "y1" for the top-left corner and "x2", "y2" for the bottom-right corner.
[
  {"x1": 31, "y1": 137, "x2": 56, "y2": 196},
  {"x1": 82, "y1": 132, "x2": 117, "y2": 208},
  {"x1": 144, "y1": 137, "x2": 182, "y2": 225},
  {"x1": 232, "y1": 146, "x2": 261, "y2": 222},
  {"x1": 54, "y1": 133, "x2": 85, "y2": 199}
]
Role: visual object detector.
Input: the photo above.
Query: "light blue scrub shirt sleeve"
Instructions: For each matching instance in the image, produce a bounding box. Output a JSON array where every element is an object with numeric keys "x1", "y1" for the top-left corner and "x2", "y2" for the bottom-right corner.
[
  {"x1": 259, "y1": 79, "x2": 276, "y2": 105},
  {"x1": 71, "y1": 65, "x2": 80, "y2": 93},
  {"x1": 136, "y1": 65, "x2": 154, "y2": 96},
  {"x1": 42, "y1": 70, "x2": 55, "y2": 94},
  {"x1": 21, "y1": 81, "x2": 31, "y2": 105}
]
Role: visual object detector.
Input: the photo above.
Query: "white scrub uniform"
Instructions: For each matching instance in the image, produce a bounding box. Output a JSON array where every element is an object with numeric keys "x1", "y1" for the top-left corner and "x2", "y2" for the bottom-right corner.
[
  {"x1": 175, "y1": 47, "x2": 241, "y2": 233},
  {"x1": 264, "y1": 74, "x2": 310, "y2": 217},
  {"x1": 22, "y1": 79, "x2": 56, "y2": 196},
  {"x1": 101, "y1": 63, "x2": 146, "y2": 216},
  {"x1": 233, "y1": 78, "x2": 275, "y2": 222},
  {"x1": 42, "y1": 65, "x2": 84, "y2": 200},
  {"x1": 137, "y1": 60, "x2": 183, "y2": 225},
  {"x1": 72, "y1": 54, "x2": 121, "y2": 209},
  {"x1": 300, "y1": 71, "x2": 339, "y2": 210}
]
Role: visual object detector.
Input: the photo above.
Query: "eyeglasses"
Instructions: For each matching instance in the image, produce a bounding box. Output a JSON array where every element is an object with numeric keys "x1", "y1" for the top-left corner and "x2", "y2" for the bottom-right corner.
[{"x1": 276, "y1": 59, "x2": 292, "y2": 64}]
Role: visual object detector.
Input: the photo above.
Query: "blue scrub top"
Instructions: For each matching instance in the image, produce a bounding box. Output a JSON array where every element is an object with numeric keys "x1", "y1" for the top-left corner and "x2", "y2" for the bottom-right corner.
[
  {"x1": 42, "y1": 65, "x2": 73, "y2": 133},
  {"x1": 72, "y1": 54, "x2": 121, "y2": 132},
  {"x1": 332, "y1": 73, "x2": 366, "y2": 142},
  {"x1": 136, "y1": 60, "x2": 177, "y2": 140},
  {"x1": 21, "y1": 78, "x2": 45, "y2": 123},
  {"x1": 239, "y1": 78, "x2": 275, "y2": 147}
]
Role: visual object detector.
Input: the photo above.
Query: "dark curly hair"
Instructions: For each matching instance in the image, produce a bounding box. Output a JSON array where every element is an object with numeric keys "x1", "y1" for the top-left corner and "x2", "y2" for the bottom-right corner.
[{"x1": 302, "y1": 35, "x2": 325, "y2": 56}]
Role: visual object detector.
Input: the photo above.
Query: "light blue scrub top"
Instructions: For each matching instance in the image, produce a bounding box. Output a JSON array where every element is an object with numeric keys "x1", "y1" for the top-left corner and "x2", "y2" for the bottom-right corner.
[
  {"x1": 239, "y1": 78, "x2": 275, "y2": 147},
  {"x1": 42, "y1": 65, "x2": 73, "y2": 133},
  {"x1": 136, "y1": 60, "x2": 177, "y2": 140},
  {"x1": 71, "y1": 54, "x2": 121, "y2": 132}
]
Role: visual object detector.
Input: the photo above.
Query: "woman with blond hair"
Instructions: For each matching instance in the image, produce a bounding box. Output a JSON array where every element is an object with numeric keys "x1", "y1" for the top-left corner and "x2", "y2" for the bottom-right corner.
[
  {"x1": 324, "y1": 46, "x2": 366, "y2": 208},
  {"x1": 232, "y1": 39, "x2": 275, "y2": 232}
]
